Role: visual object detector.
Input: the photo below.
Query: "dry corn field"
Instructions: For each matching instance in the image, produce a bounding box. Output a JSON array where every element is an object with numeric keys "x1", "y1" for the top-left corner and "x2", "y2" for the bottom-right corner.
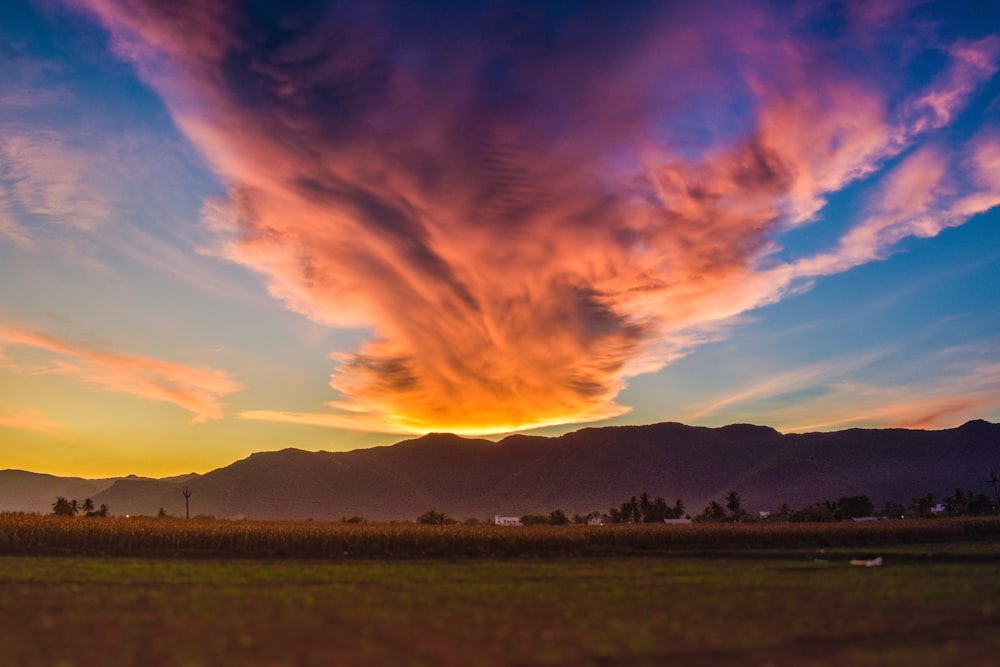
[{"x1": 2, "y1": 514, "x2": 999, "y2": 558}]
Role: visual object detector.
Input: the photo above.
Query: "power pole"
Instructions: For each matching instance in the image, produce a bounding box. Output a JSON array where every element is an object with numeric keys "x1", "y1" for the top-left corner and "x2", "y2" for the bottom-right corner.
[
  {"x1": 989, "y1": 469, "x2": 1000, "y2": 516},
  {"x1": 182, "y1": 486, "x2": 192, "y2": 520}
]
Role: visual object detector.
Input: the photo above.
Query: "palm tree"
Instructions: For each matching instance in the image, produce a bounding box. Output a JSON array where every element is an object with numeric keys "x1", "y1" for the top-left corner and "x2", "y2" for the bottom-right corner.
[{"x1": 52, "y1": 497, "x2": 74, "y2": 516}]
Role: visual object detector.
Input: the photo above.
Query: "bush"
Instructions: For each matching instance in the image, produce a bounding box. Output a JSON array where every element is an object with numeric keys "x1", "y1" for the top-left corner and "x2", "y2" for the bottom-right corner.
[{"x1": 416, "y1": 510, "x2": 448, "y2": 525}]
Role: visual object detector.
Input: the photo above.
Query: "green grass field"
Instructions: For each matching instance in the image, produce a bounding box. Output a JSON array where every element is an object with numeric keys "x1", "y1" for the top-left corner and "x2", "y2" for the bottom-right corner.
[{"x1": 3, "y1": 543, "x2": 1000, "y2": 666}]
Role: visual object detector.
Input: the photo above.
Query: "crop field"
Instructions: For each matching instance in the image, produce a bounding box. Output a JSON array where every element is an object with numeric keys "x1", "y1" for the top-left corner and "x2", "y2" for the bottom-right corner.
[
  {"x1": 2, "y1": 514, "x2": 1000, "y2": 558},
  {"x1": 1, "y1": 516, "x2": 999, "y2": 666}
]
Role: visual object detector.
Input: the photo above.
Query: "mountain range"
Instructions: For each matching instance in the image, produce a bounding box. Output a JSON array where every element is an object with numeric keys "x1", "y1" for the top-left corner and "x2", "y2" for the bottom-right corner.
[{"x1": 2, "y1": 420, "x2": 998, "y2": 520}]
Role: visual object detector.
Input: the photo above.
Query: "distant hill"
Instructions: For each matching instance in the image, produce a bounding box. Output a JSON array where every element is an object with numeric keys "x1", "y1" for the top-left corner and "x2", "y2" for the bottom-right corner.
[
  {"x1": 4, "y1": 420, "x2": 998, "y2": 520},
  {"x1": 0, "y1": 470, "x2": 119, "y2": 514}
]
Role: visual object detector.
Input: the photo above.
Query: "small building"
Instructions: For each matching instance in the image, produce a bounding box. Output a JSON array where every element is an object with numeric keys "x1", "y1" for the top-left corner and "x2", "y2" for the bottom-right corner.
[
  {"x1": 663, "y1": 518, "x2": 692, "y2": 525},
  {"x1": 494, "y1": 515, "x2": 522, "y2": 526}
]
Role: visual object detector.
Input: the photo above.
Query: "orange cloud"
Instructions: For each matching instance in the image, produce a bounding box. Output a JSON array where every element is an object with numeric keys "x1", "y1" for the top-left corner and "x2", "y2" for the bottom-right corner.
[
  {"x1": 70, "y1": 2, "x2": 1000, "y2": 434},
  {"x1": 0, "y1": 403, "x2": 65, "y2": 435},
  {"x1": 787, "y1": 393, "x2": 999, "y2": 434},
  {"x1": 0, "y1": 325, "x2": 241, "y2": 422}
]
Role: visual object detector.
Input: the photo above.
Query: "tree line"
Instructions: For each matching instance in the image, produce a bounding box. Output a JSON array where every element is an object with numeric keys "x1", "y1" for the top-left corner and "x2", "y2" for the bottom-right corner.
[
  {"x1": 52, "y1": 484, "x2": 995, "y2": 524},
  {"x1": 51, "y1": 497, "x2": 109, "y2": 517},
  {"x1": 604, "y1": 487, "x2": 998, "y2": 524},
  {"x1": 415, "y1": 486, "x2": 998, "y2": 526}
]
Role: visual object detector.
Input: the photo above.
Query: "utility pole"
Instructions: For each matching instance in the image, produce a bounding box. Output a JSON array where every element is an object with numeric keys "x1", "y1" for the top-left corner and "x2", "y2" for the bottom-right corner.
[
  {"x1": 989, "y1": 469, "x2": 1000, "y2": 516},
  {"x1": 182, "y1": 486, "x2": 192, "y2": 520}
]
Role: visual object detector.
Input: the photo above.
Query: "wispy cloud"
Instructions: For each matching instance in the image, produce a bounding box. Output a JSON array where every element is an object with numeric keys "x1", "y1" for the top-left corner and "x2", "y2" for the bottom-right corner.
[
  {"x1": 71, "y1": 1, "x2": 1000, "y2": 434},
  {"x1": 906, "y1": 37, "x2": 1000, "y2": 134},
  {"x1": 683, "y1": 350, "x2": 889, "y2": 424},
  {"x1": 0, "y1": 129, "x2": 115, "y2": 236},
  {"x1": 701, "y1": 352, "x2": 1000, "y2": 434},
  {"x1": 0, "y1": 402, "x2": 65, "y2": 435},
  {"x1": 0, "y1": 324, "x2": 241, "y2": 422}
]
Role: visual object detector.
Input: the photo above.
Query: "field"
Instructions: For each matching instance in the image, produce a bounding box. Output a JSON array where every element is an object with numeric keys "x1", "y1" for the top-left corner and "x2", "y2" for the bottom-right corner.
[
  {"x1": 3, "y1": 514, "x2": 1000, "y2": 558},
  {"x1": 2, "y1": 516, "x2": 999, "y2": 666}
]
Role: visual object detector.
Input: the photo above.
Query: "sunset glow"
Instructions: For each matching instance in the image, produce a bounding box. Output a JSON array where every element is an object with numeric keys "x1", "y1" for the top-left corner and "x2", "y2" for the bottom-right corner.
[{"x1": 2, "y1": 1, "x2": 999, "y2": 477}]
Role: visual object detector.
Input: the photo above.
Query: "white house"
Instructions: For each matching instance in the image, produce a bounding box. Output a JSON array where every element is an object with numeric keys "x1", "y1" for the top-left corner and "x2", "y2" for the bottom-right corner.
[
  {"x1": 494, "y1": 515, "x2": 522, "y2": 526},
  {"x1": 663, "y1": 518, "x2": 692, "y2": 525}
]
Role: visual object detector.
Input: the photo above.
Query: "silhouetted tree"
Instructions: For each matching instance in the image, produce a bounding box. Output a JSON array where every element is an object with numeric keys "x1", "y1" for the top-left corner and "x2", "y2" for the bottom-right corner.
[
  {"x1": 639, "y1": 492, "x2": 652, "y2": 519},
  {"x1": 837, "y1": 495, "x2": 874, "y2": 519},
  {"x1": 695, "y1": 500, "x2": 727, "y2": 522},
  {"x1": 672, "y1": 499, "x2": 685, "y2": 519},
  {"x1": 52, "y1": 497, "x2": 75, "y2": 516},
  {"x1": 548, "y1": 509, "x2": 568, "y2": 525},
  {"x1": 643, "y1": 497, "x2": 670, "y2": 523},
  {"x1": 788, "y1": 501, "x2": 837, "y2": 522},
  {"x1": 725, "y1": 491, "x2": 743, "y2": 521},
  {"x1": 416, "y1": 509, "x2": 448, "y2": 524},
  {"x1": 911, "y1": 492, "x2": 937, "y2": 518},
  {"x1": 967, "y1": 492, "x2": 996, "y2": 516},
  {"x1": 990, "y1": 469, "x2": 1000, "y2": 516},
  {"x1": 607, "y1": 492, "x2": 690, "y2": 523},
  {"x1": 944, "y1": 488, "x2": 995, "y2": 516},
  {"x1": 625, "y1": 496, "x2": 640, "y2": 523},
  {"x1": 880, "y1": 500, "x2": 906, "y2": 519},
  {"x1": 81, "y1": 498, "x2": 106, "y2": 517}
]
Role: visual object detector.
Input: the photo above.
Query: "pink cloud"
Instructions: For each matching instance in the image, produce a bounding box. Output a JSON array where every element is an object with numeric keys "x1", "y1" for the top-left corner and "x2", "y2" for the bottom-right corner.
[
  {"x1": 0, "y1": 325, "x2": 241, "y2": 422},
  {"x1": 786, "y1": 130, "x2": 1000, "y2": 282},
  {"x1": 69, "y1": 2, "x2": 1000, "y2": 433},
  {"x1": 906, "y1": 36, "x2": 1000, "y2": 134}
]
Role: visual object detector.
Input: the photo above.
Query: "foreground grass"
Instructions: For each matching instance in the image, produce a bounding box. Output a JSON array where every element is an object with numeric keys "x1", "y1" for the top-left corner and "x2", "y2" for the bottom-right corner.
[
  {"x1": 2, "y1": 548, "x2": 999, "y2": 667},
  {"x1": 2, "y1": 514, "x2": 1000, "y2": 558}
]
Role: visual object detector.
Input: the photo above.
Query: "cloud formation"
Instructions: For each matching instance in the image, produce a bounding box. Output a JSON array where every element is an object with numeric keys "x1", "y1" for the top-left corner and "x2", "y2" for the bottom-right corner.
[
  {"x1": 684, "y1": 349, "x2": 1000, "y2": 434},
  {"x1": 0, "y1": 402, "x2": 64, "y2": 435},
  {"x1": 0, "y1": 325, "x2": 241, "y2": 422},
  {"x1": 71, "y1": 1, "x2": 1000, "y2": 433}
]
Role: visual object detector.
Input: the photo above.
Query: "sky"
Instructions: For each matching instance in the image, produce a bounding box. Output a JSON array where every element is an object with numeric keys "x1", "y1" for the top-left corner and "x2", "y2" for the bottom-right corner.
[{"x1": 1, "y1": 0, "x2": 999, "y2": 478}]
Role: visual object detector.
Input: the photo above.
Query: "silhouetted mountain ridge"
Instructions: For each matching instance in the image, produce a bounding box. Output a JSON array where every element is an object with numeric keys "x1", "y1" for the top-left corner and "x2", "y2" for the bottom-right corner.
[{"x1": 2, "y1": 420, "x2": 997, "y2": 520}]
